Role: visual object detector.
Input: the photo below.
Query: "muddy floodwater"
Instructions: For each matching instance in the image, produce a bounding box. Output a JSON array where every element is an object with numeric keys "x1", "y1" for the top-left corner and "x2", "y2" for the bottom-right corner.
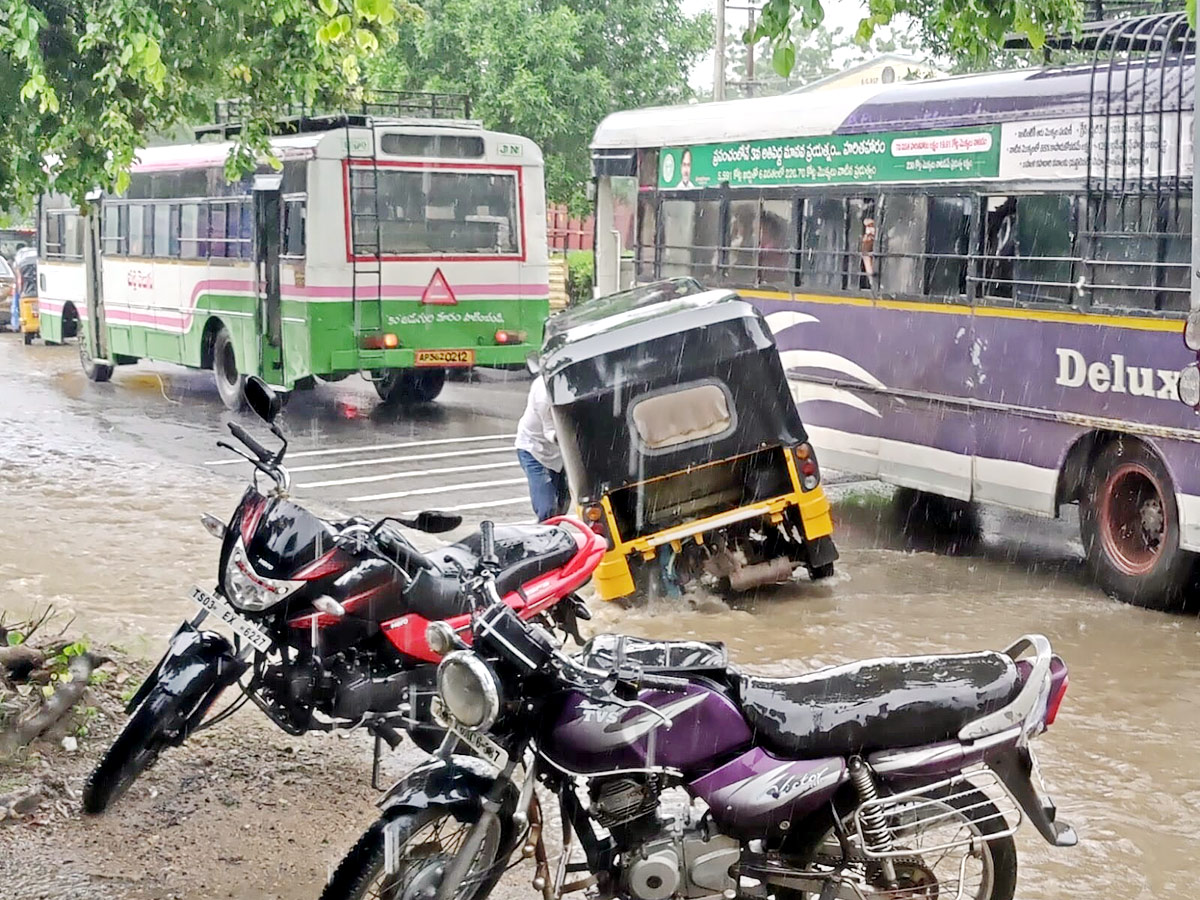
[{"x1": 3, "y1": 338, "x2": 1199, "y2": 898}]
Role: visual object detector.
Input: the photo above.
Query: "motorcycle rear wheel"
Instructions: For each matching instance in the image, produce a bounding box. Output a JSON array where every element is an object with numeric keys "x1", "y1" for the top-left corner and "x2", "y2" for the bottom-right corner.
[
  {"x1": 788, "y1": 783, "x2": 1017, "y2": 900},
  {"x1": 321, "y1": 806, "x2": 506, "y2": 900},
  {"x1": 82, "y1": 686, "x2": 183, "y2": 814}
]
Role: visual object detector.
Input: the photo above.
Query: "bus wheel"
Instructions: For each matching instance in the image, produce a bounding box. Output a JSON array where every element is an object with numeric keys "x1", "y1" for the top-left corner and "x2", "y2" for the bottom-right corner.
[
  {"x1": 213, "y1": 327, "x2": 245, "y2": 410},
  {"x1": 375, "y1": 369, "x2": 446, "y2": 406},
  {"x1": 1080, "y1": 439, "x2": 1193, "y2": 610},
  {"x1": 80, "y1": 339, "x2": 113, "y2": 382}
]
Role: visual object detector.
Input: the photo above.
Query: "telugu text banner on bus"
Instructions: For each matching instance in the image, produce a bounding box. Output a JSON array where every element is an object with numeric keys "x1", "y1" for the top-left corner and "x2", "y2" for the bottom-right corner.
[{"x1": 658, "y1": 127, "x2": 1001, "y2": 190}]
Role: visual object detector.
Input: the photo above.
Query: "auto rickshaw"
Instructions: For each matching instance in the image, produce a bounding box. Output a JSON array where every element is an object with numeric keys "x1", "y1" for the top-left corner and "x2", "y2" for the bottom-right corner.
[
  {"x1": 539, "y1": 280, "x2": 838, "y2": 601},
  {"x1": 14, "y1": 251, "x2": 39, "y2": 345}
]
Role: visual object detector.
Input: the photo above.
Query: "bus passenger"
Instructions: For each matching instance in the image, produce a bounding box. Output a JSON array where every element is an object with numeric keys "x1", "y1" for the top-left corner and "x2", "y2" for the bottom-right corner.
[{"x1": 515, "y1": 376, "x2": 569, "y2": 521}]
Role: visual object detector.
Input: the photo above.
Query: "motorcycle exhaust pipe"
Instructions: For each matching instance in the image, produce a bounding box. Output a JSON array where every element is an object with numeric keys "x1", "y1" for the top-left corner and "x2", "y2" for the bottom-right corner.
[{"x1": 728, "y1": 557, "x2": 794, "y2": 592}]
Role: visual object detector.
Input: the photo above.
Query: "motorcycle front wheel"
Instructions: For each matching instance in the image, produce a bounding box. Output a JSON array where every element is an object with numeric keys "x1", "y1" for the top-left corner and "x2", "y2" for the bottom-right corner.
[
  {"x1": 82, "y1": 685, "x2": 187, "y2": 814},
  {"x1": 321, "y1": 806, "x2": 506, "y2": 900}
]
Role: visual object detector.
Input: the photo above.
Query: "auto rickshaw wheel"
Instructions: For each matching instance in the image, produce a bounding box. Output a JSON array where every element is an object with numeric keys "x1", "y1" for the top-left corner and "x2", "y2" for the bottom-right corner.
[
  {"x1": 23, "y1": 331, "x2": 33, "y2": 346},
  {"x1": 808, "y1": 562, "x2": 835, "y2": 580}
]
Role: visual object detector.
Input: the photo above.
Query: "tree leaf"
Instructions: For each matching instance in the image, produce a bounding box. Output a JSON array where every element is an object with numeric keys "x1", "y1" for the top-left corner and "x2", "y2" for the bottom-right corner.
[
  {"x1": 318, "y1": 0, "x2": 339, "y2": 16},
  {"x1": 772, "y1": 41, "x2": 796, "y2": 77}
]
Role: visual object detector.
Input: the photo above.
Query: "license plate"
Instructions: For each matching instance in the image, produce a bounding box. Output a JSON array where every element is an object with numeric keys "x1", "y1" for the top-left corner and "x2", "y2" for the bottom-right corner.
[
  {"x1": 415, "y1": 348, "x2": 474, "y2": 367},
  {"x1": 449, "y1": 720, "x2": 509, "y2": 771},
  {"x1": 190, "y1": 585, "x2": 272, "y2": 654}
]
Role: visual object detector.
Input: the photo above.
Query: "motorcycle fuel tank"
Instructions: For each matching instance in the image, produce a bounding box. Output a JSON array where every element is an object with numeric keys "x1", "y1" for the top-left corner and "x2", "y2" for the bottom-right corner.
[{"x1": 542, "y1": 683, "x2": 751, "y2": 775}]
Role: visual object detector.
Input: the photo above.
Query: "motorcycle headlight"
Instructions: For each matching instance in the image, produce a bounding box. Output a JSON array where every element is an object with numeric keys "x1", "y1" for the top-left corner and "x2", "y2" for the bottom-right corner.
[
  {"x1": 437, "y1": 651, "x2": 500, "y2": 731},
  {"x1": 222, "y1": 539, "x2": 302, "y2": 612}
]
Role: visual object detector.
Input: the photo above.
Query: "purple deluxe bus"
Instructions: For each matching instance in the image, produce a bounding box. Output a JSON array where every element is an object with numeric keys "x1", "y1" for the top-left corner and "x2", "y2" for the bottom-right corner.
[{"x1": 589, "y1": 11, "x2": 1199, "y2": 610}]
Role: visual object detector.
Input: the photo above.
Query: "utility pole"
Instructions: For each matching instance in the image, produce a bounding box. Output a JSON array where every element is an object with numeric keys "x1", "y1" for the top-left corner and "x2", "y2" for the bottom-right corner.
[
  {"x1": 713, "y1": 0, "x2": 726, "y2": 102},
  {"x1": 745, "y1": 6, "x2": 755, "y2": 99}
]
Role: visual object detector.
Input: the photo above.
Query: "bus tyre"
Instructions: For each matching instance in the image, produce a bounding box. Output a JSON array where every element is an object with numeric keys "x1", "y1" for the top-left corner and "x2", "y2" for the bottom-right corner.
[
  {"x1": 80, "y1": 340, "x2": 113, "y2": 382},
  {"x1": 375, "y1": 369, "x2": 446, "y2": 406},
  {"x1": 213, "y1": 327, "x2": 245, "y2": 410},
  {"x1": 1080, "y1": 439, "x2": 1193, "y2": 611}
]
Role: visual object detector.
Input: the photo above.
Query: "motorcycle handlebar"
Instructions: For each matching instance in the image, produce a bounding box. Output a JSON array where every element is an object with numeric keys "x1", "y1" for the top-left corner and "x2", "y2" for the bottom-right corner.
[
  {"x1": 479, "y1": 520, "x2": 499, "y2": 572},
  {"x1": 228, "y1": 422, "x2": 273, "y2": 464}
]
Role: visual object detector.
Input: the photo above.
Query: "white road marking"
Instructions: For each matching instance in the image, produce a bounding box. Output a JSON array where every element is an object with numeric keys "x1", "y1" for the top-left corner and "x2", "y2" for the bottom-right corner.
[
  {"x1": 300, "y1": 460, "x2": 520, "y2": 489},
  {"x1": 287, "y1": 445, "x2": 512, "y2": 474},
  {"x1": 205, "y1": 432, "x2": 515, "y2": 465},
  {"x1": 401, "y1": 496, "x2": 533, "y2": 515},
  {"x1": 348, "y1": 477, "x2": 528, "y2": 503}
]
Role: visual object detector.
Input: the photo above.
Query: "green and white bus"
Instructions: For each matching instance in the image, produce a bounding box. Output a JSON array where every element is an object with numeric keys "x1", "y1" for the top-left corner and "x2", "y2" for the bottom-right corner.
[{"x1": 38, "y1": 103, "x2": 549, "y2": 408}]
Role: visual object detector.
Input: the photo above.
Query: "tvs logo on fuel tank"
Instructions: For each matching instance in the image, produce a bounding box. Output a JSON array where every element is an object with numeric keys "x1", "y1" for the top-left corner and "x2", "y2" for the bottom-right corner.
[{"x1": 1055, "y1": 348, "x2": 1180, "y2": 401}]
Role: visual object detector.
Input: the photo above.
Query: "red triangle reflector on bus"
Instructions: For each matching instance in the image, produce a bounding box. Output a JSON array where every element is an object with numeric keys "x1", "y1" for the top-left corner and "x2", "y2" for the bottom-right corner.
[{"x1": 422, "y1": 268, "x2": 457, "y2": 305}]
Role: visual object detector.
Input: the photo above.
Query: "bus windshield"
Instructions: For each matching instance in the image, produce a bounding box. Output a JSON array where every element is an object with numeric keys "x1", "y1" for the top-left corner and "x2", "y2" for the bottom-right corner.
[{"x1": 353, "y1": 168, "x2": 519, "y2": 256}]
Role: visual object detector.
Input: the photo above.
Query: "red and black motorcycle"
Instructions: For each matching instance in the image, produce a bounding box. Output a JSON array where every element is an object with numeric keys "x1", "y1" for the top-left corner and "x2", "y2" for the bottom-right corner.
[{"x1": 83, "y1": 378, "x2": 605, "y2": 814}]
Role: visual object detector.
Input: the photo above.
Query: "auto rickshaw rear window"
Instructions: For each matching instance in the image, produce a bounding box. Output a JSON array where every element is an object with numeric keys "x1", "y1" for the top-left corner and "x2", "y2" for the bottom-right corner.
[{"x1": 631, "y1": 381, "x2": 734, "y2": 452}]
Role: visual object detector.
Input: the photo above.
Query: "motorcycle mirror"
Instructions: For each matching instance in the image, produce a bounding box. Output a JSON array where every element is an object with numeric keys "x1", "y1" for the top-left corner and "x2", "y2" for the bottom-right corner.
[
  {"x1": 407, "y1": 511, "x2": 463, "y2": 534},
  {"x1": 1179, "y1": 362, "x2": 1200, "y2": 409},
  {"x1": 1186, "y1": 309, "x2": 1200, "y2": 351},
  {"x1": 244, "y1": 377, "x2": 282, "y2": 424},
  {"x1": 525, "y1": 353, "x2": 540, "y2": 376}
]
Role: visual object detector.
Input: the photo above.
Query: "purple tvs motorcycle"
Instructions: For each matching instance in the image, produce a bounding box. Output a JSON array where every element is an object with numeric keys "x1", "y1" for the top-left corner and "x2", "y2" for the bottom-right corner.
[{"x1": 321, "y1": 525, "x2": 1075, "y2": 900}]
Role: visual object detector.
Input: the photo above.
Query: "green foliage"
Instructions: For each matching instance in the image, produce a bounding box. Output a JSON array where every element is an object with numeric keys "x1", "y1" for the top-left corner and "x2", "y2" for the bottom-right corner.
[
  {"x1": 0, "y1": 0, "x2": 413, "y2": 206},
  {"x1": 371, "y1": 0, "x2": 711, "y2": 209},
  {"x1": 746, "y1": 0, "x2": 1081, "y2": 72},
  {"x1": 6, "y1": 631, "x2": 24, "y2": 646},
  {"x1": 565, "y1": 250, "x2": 594, "y2": 306}
]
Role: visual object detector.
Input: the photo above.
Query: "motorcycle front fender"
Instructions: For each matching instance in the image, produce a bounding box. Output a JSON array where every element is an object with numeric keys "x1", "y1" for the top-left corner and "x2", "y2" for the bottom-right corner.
[
  {"x1": 125, "y1": 626, "x2": 248, "y2": 722},
  {"x1": 379, "y1": 754, "x2": 520, "y2": 823},
  {"x1": 988, "y1": 745, "x2": 1078, "y2": 847}
]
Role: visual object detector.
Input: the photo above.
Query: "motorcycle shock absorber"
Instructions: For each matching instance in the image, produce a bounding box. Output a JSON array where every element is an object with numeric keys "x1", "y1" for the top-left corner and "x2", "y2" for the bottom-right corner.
[{"x1": 848, "y1": 757, "x2": 898, "y2": 888}]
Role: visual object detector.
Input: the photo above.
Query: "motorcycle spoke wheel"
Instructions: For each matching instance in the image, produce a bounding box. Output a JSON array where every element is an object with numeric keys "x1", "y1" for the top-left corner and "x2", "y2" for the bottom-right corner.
[{"x1": 322, "y1": 808, "x2": 504, "y2": 900}]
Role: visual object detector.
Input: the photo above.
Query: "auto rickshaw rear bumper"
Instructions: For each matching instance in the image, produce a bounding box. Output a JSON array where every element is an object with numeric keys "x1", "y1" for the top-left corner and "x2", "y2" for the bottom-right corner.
[
  {"x1": 589, "y1": 485, "x2": 837, "y2": 602},
  {"x1": 19, "y1": 296, "x2": 39, "y2": 334}
]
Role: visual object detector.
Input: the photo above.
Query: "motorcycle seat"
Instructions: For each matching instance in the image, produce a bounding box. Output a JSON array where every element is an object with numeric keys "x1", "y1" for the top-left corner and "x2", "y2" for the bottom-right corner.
[
  {"x1": 735, "y1": 651, "x2": 1021, "y2": 757},
  {"x1": 434, "y1": 523, "x2": 579, "y2": 600}
]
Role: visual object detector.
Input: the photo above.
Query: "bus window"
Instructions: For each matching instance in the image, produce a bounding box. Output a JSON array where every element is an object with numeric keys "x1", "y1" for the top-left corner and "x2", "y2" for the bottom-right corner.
[
  {"x1": 180, "y1": 204, "x2": 201, "y2": 259},
  {"x1": 926, "y1": 196, "x2": 971, "y2": 298},
  {"x1": 659, "y1": 199, "x2": 718, "y2": 280},
  {"x1": 103, "y1": 205, "x2": 123, "y2": 256},
  {"x1": 364, "y1": 169, "x2": 519, "y2": 256},
  {"x1": 208, "y1": 202, "x2": 227, "y2": 258},
  {"x1": 1158, "y1": 196, "x2": 1191, "y2": 313},
  {"x1": 848, "y1": 198, "x2": 877, "y2": 292},
  {"x1": 1013, "y1": 194, "x2": 1075, "y2": 305},
  {"x1": 727, "y1": 199, "x2": 759, "y2": 282},
  {"x1": 759, "y1": 199, "x2": 791, "y2": 286},
  {"x1": 239, "y1": 200, "x2": 254, "y2": 260},
  {"x1": 153, "y1": 204, "x2": 172, "y2": 257},
  {"x1": 636, "y1": 196, "x2": 657, "y2": 279},
  {"x1": 982, "y1": 196, "x2": 1015, "y2": 300},
  {"x1": 128, "y1": 205, "x2": 146, "y2": 257},
  {"x1": 801, "y1": 197, "x2": 845, "y2": 292},
  {"x1": 880, "y1": 193, "x2": 926, "y2": 297},
  {"x1": 283, "y1": 199, "x2": 306, "y2": 258}
]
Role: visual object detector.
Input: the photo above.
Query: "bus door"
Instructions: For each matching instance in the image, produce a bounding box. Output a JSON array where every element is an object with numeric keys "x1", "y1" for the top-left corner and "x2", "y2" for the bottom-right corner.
[
  {"x1": 83, "y1": 195, "x2": 109, "y2": 361},
  {"x1": 253, "y1": 174, "x2": 285, "y2": 387}
]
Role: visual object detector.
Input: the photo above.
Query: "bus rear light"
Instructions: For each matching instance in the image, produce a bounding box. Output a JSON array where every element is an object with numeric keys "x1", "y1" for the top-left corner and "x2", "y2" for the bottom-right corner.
[
  {"x1": 363, "y1": 333, "x2": 399, "y2": 350},
  {"x1": 494, "y1": 330, "x2": 526, "y2": 345}
]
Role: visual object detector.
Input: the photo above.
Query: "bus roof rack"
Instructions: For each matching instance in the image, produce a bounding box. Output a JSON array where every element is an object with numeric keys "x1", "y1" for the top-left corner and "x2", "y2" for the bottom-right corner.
[
  {"x1": 1003, "y1": 3, "x2": 1191, "y2": 50},
  {"x1": 194, "y1": 91, "x2": 473, "y2": 140}
]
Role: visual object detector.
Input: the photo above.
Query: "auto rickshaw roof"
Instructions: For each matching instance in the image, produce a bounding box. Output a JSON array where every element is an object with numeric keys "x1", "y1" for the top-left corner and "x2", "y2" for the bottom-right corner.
[{"x1": 541, "y1": 283, "x2": 766, "y2": 380}]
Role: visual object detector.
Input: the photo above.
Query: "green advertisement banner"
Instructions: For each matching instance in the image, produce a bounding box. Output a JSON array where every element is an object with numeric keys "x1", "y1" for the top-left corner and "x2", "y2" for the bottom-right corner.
[{"x1": 658, "y1": 127, "x2": 1001, "y2": 189}]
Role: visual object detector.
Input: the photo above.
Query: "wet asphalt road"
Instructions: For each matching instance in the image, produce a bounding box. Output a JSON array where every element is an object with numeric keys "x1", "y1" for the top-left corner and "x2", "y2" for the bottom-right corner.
[{"x1": 3, "y1": 333, "x2": 1200, "y2": 898}]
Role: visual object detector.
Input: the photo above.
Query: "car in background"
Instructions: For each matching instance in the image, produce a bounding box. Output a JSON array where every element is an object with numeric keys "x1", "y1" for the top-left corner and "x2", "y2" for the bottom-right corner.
[{"x1": 0, "y1": 255, "x2": 14, "y2": 330}]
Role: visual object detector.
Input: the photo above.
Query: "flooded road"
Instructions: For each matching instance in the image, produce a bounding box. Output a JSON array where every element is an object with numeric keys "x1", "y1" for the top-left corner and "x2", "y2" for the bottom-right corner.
[{"x1": 2, "y1": 335, "x2": 1198, "y2": 898}]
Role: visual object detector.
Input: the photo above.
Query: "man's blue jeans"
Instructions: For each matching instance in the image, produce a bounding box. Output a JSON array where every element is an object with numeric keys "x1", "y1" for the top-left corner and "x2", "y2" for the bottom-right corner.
[{"x1": 517, "y1": 450, "x2": 568, "y2": 521}]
